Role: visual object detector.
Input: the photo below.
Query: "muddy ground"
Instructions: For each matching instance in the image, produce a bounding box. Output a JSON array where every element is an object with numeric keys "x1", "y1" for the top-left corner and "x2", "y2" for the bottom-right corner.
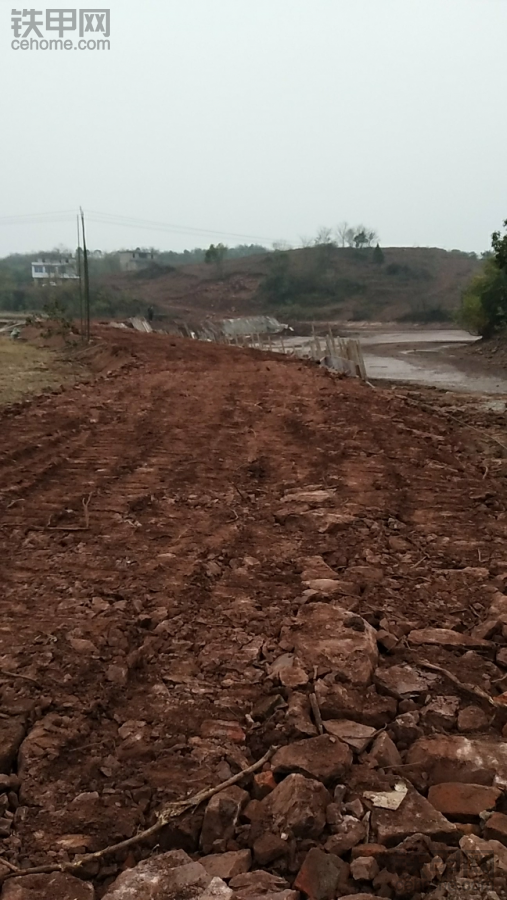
[{"x1": 2, "y1": 328, "x2": 507, "y2": 897}]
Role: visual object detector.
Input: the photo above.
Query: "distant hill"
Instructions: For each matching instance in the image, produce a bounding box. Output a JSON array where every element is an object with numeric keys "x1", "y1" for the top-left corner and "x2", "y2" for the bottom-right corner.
[{"x1": 104, "y1": 245, "x2": 482, "y2": 327}]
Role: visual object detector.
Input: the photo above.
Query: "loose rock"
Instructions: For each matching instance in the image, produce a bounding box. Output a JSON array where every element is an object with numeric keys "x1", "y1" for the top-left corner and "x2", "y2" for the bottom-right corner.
[
  {"x1": 103, "y1": 849, "x2": 232, "y2": 899},
  {"x1": 272, "y1": 735, "x2": 353, "y2": 783},
  {"x1": 428, "y1": 783, "x2": 501, "y2": 820},
  {"x1": 350, "y1": 856, "x2": 380, "y2": 882},
  {"x1": 292, "y1": 603, "x2": 379, "y2": 687},
  {"x1": 323, "y1": 719, "x2": 377, "y2": 753},
  {"x1": 371, "y1": 789, "x2": 458, "y2": 846},
  {"x1": 484, "y1": 812, "x2": 507, "y2": 845},
  {"x1": 367, "y1": 733, "x2": 402, "y2": 768},
  {"x1": 294, "y1": 848, "x2": 345, "y2": 900},
  {"x1": 457, "y1": 706, "x2": 490, "y2": 733},
  {"x1": 229, "y1": 871, "x2": 298, "y2": 899},
  {"x1": 375, "y1": 665, "x2": 433, "y2": 701},
  {"x1": 201, "y1": 786, "x2": 250, "y2": 854},
  {"x1": 406, "y1": 736, "x2": 507, "y2": 787},
  {"x1": 0, "y1": 719, "x2": 25, "y2": 774},
  {"x1": 408, "y1": 628, "x2": 492, "y2": 652},
  {"x1": 201, "y1": 850, "x2": 252, "y2": 880},
  {"x1": 324, "y1": 815, "x2": 366, "y2": 854},
  {"x1": 256, "y1": 773, "x2": 330, "y2": 839}
]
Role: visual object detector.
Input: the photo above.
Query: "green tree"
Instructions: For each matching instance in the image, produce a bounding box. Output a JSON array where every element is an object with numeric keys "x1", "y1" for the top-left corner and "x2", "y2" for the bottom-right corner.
[
  {"x1": 204, "y1": 243, "x2": 228, "y2": 278},
  {"x1": 458, "y1": 220, "x2": 507, "y2": 337},
  {"x1": 354, "y1": 230, "x2": 368, "y2": 250},
  {"x1": 372, "y1": 243, "x2": 385, "y2": 265},
  {"x1": 459, "y1": 258, "x2": 507, "y2": 337}
]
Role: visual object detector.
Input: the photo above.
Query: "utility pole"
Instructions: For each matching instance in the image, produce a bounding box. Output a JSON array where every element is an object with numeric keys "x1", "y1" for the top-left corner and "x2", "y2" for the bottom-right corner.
[
  {"x1": 76, "y1": 215, "x2": 84, "y2": 340},
  {"x1": 80, "y1": 207, "x2": 91, "y2": 342}
]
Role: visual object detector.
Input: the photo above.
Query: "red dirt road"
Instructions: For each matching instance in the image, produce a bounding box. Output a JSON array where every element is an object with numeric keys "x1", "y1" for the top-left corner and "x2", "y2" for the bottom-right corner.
[{"x1": 1, "y1": 330, "x2": 506, "y2": 892}]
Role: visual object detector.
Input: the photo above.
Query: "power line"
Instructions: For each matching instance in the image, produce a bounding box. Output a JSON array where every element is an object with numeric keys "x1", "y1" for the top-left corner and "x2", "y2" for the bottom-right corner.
[
  {"x1": 82, "y1": 210, "x2": 276, "y2": 244},
  {"x1": 0, "y1": 208, "x2": 278, "y2": 245},
  {"x1": 0, "y1": 211, "x2": 76, "y2": 224}
]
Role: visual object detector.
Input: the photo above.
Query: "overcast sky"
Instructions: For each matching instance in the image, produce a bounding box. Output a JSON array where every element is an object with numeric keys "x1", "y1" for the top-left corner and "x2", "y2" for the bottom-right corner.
[{"x1": 1, "y1": 0, "x2": 506, "y2": 256}]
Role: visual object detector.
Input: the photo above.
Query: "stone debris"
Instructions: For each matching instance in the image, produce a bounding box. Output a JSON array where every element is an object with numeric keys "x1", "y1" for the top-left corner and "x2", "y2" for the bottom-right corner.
[
  {"x1": 200, "y1": 850, "x2": 252, "y2": 880},
  {"x1": 366, "y1": 732, "x2": 403, "y2": 768},
  {"x1": 292, "y1": 604, "x2": 379, "y2": 686},
  {"x1": 229, "y1": 871, "x2": 299, "y2": 899},
  {"x1": 363, "y1": 782, "x2": 409, "y2": 810},
  {"x1": 200, "y1": 786, "x2": 250, "y2": 854},
  {"x1": 255, "y1": 773, "x2": 330, "y2": 839},
  {"x1": 406, "y1": 736, "x2": 507, "y2": 787},
  {"x1": 271, "y1": 735, "x2": 353, "y2": 783},
  {"x1": 294, "y1": 847, "x2": 346, "y2": 900},
  {"x1": 0, "y1": 719, "x2": 26, "y2": 774},
  {"x1": 323, "y1": 719, "x2": 377, "y2": 753},
  {"x1": 408, "y1": 628, "x2": 493, "y2": 652},
  {"x1": 422, "y1": 695, "x2": 460, "y2": 731},
  {"x1": 371, "y1": 789, "x2": 458, "y2": 845},
  {"x1": 102, "y1": 850, "x2": 232, "y2": 899},
  {"x1": 457, "y1": 706, "x2": 490, "y2": 733},
  {"x1": 350, "y1": 856, "x2": 380, "y2": 882},
  {"x1": 484, "y1": 812, "x2": 507, "y2": 845},
  {"x1": 375, "y1": 664, "x2": 434, "y2": 700},
  {"x1": 428, "y1": 783, "x2": 501, "y2": 819},
  {"x1": 324, "y1": 815, "x2": 366, "y2": 854}
]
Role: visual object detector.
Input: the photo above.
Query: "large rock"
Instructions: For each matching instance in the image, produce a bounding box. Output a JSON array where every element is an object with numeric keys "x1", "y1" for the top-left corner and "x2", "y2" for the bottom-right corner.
[
  {"x1": 301, "y1": 556, "x2": 340, "y2": 584},
  {"x1": 314, "y1": 681, "x2": 396, "y2": 728},
  {"x1": 103, "y1": 849, "x2": 231, "y2": 899},
  {"x1": 292, "y1": 604, "x2": 378, "y2": 686},
  {"x1": 371, "y1": 790, "x2": 458, "y2": 846},
  {"x1": 229, "y1": 871, "x2": 298, "y2": 899},
  {"x1": 200, "y1": 850, "x2": 252, "y2": 880},
  {"x1": 408, "y1": 628, "x2": 492, "y2": 652},
  {"x1": 201, "y1": 786, "x2": 250, "y2": 854},
  {"x1": 406, "y1": 736, "x2": 507, "y2": 787},
  {"x1": 457, "y1": 706, "x2": 489, "y2": 733},
  {"x1": 256, "y1": 773, "x2": 330, "y2": 839},
  {"x1": 367, "y1": 733, "x2": 402, "y2": 769},
  {"x1": 472, "y1": 592, "x2": 507, "y2": 639},
  {"x1": 0, "y1": 718, "x2": 25, "y2": 774},
  {"x1": 323, "y1": 720, "x2": 376, "y2": 753},
  {"x1": 272, "y1": 736, "x2": 352, "y2": 783},
  {"x1": 324, "y1": 816, "x2": 366, "y2": 855},
  {"x1": 428, "y1": 783, "x2": 501, "y2": 820},
  {"x1": 484, "y1": 812, "x2": 507, "y2": 845},
  {"x1": 2, "y1": 874, "x2": 94, "y2": 899},
  {"x1": 375, "y1": 665, "x2": 434, "y2": 701},
  {"x1": 294, "y1": 848, "x2": 346, "y2": 900}
]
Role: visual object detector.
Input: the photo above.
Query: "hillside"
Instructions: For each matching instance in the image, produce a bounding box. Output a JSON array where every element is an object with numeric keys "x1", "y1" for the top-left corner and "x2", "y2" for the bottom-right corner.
[{"x1": 104, "y1": 245, "x2": 481, "y2": 327}]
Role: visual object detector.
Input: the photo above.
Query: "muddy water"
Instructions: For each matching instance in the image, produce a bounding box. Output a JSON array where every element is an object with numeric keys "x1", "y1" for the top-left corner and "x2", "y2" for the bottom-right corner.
[
  {"x1": 275, "y1": 328, "x2": 507, "y2": 395},
  {"x1": 346, "y1": 328, "x2": 507, "y2": 395}
]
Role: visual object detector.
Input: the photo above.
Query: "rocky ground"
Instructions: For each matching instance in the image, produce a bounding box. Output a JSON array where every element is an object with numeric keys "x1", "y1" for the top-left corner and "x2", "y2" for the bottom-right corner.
[{"x1": 2, "y1": 329, "x2": 507, "y2": 898}]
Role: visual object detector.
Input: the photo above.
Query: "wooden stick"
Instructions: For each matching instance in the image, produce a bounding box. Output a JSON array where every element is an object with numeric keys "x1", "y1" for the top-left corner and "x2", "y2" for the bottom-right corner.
[
  {"x1": 418, "y1": 661, "x2": 496, "y2": 707},
  {"x1": 2, "y1": 748, "x2": 275, "y2": 883},
  {"x1": 309, "y1": 693, "x2": 324, "y2": 735},
  {"x1": 0, "y1": 669, "x2": 38, "y2": 686}
]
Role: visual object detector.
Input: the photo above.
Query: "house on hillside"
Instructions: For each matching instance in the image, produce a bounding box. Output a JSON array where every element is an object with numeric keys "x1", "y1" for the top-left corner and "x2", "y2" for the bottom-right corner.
[
  {"x1": 31, "y1": 256, "x2": 79, "y2": 284},
  {"x1": 118, "y1": 249, "x2": 157, "y2": 273}
]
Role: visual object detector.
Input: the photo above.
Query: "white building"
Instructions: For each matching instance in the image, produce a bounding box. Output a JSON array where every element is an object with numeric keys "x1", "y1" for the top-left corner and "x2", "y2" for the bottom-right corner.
[
  {"x1": 32, "y1": 256, "x2": 79, "y2": 284},
  {"x1": 118, "y1": 249, "x2": 156, "y2": 273}
]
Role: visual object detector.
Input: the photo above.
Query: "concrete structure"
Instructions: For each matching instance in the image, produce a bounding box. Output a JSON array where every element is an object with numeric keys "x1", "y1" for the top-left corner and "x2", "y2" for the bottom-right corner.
[
  {"x1": 32, "y1": 256, "x2": 78, "y2": 283},
  {"x1": 118, "y1": 249, "x2": 156, "y2": 273}
]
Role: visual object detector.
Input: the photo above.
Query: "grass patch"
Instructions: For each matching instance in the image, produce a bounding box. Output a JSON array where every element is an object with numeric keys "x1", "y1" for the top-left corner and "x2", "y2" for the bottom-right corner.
[{"x1": 0, "y1": 337, "x2": 77, "y2": 406}]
